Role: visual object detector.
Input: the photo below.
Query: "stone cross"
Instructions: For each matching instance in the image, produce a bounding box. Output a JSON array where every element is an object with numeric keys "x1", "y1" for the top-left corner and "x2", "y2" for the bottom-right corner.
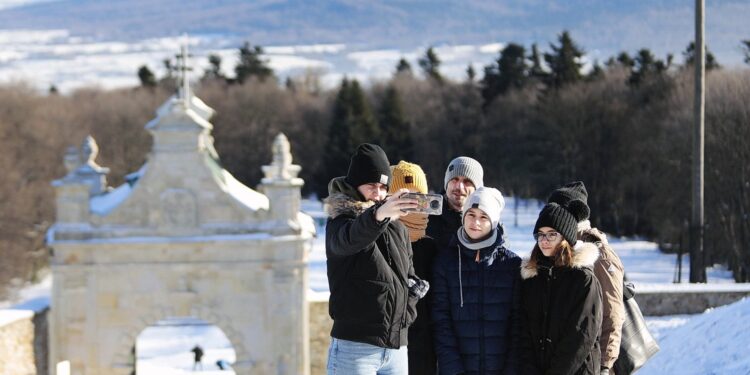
[{"x1": 175, "y1": 39, "x2": 193, "y2": 102}]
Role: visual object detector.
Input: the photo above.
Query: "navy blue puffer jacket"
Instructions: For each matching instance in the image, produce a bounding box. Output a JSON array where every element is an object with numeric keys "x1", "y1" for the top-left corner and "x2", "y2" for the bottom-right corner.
[{"x1": 431, "y1": 227, "x2": 522, "y2": 375}]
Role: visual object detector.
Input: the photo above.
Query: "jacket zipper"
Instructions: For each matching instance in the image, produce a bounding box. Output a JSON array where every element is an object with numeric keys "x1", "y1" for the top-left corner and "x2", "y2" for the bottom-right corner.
[
  {"x1": 541, "y1": 266, "x2": 554, "y2": 365},
  {"x1": 478, "y1": 254, "x2": 486, "y2": 374}
]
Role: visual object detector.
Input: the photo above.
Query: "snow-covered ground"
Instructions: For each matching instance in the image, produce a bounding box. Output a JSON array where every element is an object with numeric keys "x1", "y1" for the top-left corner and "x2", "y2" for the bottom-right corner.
[{"x1": 1, "y1": 196, "x2": 747, "y2": 373}]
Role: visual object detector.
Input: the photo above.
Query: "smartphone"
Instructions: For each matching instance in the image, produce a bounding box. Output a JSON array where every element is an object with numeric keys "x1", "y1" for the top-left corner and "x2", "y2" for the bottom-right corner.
[{"x1": 402, "y1": 193, "x2": 443, "y2": 215}]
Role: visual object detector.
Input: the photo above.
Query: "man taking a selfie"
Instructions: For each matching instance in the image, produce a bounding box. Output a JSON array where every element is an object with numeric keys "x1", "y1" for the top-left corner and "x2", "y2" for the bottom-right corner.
[{"x1": 324, "y1": 143, "x2": 429, "y2": 375}]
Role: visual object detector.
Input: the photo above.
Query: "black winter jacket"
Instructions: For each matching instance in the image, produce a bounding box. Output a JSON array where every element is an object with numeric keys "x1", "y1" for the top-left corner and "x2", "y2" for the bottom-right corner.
[
  {"x1": 519, "y1": 243, "x2": 603, "y2": 375},
  {"x1": 325, "y1": 177, "x2": 420, "y2": 349},
  {"x1": 432, "y1": 228, "x2": 523, "y2": 375},
  {"x1": 408, "y1": 236, "x2": 438, "y2": 375},
  {"x1": 426, "y1": 194, "x2": 463, "y2": 252}
]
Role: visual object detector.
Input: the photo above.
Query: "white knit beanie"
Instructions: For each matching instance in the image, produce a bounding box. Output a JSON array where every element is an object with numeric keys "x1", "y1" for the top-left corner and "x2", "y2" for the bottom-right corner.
[{"x1": 461, "y1": 187, "x2": 505, "y2": 229}]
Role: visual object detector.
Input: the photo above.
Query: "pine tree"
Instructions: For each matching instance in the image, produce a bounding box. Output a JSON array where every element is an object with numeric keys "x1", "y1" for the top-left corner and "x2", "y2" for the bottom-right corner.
[
  {"x1": 203, "y1": 54, "x2": 225, "y2": 81},
  {"x1": 743, "y1": 40, "x2": 750, "y2": 65},
  {"x1": 682, "y1": 42, "x2": 720, "y2": 70},
  {"x1": 419, "y1": 47, "x2": 443, "y2": 83},
  {"x1": 396, "y1": 58, "x2": 413, "y2": 76},
  {"x1": 320, "y1": 78, "x2": 380, "y2": 192},
  {"x1": 587, "y1": 60, "x2": 604, "y2": 81},
  {"x1": 606, "y1": 51, "x2": 635, "y2": 69},
  {"x1": 544, "y1": 31, "x2": 584, "y2": 88},
  {"x1": 235, "y1": 42, "x2": 274, "y2": 84},
  {"x1": 163, "y1": 58, "x2": 174, "y2": 79},
  {"x1": 378, "y1": 85, "x2": 413, "y2": 163},
  {"x1": 137, "y1": 65, "x2": 157, "y2": 88},
  {"x1": 629, "y1": 49, "x2": 671, "y2": 85},
  {"x1": 528, "y1": 43, "x2": 546, "y2": 80},
  {"x1": 481, "y1": 43, "x2": 527, "y2": 107},
  {"x1": 466, "y1": 64, "x2": 476, "y2": 82}
]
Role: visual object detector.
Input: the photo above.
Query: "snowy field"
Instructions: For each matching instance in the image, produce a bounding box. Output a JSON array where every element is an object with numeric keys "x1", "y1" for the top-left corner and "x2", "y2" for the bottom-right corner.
[{"x1": 1, "y1": 197, "x2": 747, "y2": 374}]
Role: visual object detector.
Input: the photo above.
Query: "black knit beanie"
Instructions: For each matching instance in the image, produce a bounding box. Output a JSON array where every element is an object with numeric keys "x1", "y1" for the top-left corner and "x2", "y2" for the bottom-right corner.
[
  {"x1": 547, "y1": 181, "x2": 590, "y2": 222},
  {"x1": 533, "y1": 202, "x2": 585, "y2": 246},
  {"x1": 345, "y1": 143, "x2": 392, "y2": 189}
]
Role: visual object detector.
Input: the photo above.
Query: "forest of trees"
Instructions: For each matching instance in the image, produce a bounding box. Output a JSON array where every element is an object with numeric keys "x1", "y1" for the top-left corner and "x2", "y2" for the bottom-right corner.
[{"x1": 1, "y1": 32, "x2": 750, "y2": 300}]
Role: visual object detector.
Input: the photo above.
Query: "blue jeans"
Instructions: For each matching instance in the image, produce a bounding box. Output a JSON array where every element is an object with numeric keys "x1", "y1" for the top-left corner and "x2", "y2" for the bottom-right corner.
[{"x1": 327, "y1": 338, "x2": 408, "y2": 375}]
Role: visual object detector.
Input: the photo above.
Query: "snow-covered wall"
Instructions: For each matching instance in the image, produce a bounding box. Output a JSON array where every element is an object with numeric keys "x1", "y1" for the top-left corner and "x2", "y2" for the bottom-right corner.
[{"x1": 0, "y1": 307, "x2": 48, "y2": 375}]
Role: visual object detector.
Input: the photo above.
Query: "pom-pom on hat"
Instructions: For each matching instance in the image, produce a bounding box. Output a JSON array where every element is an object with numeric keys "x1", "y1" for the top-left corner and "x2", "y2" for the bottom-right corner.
[{"x1": 547, "y1": 181, "x2": 590, "y2": 222}]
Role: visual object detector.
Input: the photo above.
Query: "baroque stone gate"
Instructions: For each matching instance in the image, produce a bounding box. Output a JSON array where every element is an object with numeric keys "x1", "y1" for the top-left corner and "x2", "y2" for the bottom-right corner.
[{"x1": 48, "y1": 83, "x2": 313, "y2": 374}]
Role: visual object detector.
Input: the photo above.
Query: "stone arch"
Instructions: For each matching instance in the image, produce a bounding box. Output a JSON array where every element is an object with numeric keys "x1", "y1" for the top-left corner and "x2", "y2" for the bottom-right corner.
[{"x1": 110, "y1": 303, "x2": 250, "y2": 370}]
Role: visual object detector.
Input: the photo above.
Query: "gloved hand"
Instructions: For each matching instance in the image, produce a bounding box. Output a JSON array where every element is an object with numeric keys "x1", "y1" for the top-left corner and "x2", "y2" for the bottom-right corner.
[
  {"x1": 408, "y1": 278, "x2": 430, "y2": 299},
  {"x1": 600, "y1": 367, "x2": 610, "y2": 375}
]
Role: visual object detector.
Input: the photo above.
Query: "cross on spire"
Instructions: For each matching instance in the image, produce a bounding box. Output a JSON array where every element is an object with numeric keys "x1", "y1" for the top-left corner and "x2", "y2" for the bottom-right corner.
[{"x1": 175, "y1": 38, "x2": 193, "y2": 101}]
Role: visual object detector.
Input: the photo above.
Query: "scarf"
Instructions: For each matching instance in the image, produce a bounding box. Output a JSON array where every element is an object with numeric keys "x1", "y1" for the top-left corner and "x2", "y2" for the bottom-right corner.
[
  {"x1": 456, "y1": 227, "x2": 498, "y2": 251},
  {"x1": 400, "y1": 212, "x2": 428, "y2": 242}
]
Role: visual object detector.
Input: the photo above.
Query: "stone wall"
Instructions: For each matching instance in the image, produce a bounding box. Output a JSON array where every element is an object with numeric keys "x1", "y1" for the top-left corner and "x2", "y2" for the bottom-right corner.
[
  {"x1": 0, "y1": 308, "x2": 48, "y2": 375},
  {"x1": 636, "y1": 290, "x2": 750, "y2": 316},
  {"x1": 308, "y1": 294, "x2": 332, "y2": 375}
]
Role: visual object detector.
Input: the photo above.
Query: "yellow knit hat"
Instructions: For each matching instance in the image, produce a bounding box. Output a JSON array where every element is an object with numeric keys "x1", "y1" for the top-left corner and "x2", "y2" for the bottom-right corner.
[{"x1": 389, "y1": 161, "x2": 428, "y2": 194}]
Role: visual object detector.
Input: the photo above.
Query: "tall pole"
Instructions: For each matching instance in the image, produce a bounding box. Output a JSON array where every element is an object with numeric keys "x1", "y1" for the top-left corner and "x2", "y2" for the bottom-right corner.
[{"x1": 690, "y1": 0, "x2": 706, "y2": 283}]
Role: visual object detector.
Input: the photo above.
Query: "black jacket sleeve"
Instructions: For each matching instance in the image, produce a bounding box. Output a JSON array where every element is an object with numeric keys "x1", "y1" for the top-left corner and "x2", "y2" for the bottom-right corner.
[{"x1": 326, "y1": 205, "x2": 389, "y2": 257}]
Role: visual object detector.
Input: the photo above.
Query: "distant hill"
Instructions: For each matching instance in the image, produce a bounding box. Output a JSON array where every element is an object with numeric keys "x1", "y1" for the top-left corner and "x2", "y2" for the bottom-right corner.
[{"x1": 0, "y1": 0, "x2": 748, "y2": 65}]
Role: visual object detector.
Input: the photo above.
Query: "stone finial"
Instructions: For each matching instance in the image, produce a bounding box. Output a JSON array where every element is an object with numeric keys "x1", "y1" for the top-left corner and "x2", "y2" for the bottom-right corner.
[
  {"x1": 54, "y1": 135, "x2": 110, "y2": 195},
  {"x1": 81, "y1": 135, "x2": 103, "y2": 170},
  {"x1": 262, "y1": 133, "x2": 301, "y2": 181}
]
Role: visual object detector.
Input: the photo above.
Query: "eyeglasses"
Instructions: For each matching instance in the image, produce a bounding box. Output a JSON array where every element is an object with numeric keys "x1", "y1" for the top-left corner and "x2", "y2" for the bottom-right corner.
[{"x1": 534, "y1": 231, "x2": 560, "y2": 243}]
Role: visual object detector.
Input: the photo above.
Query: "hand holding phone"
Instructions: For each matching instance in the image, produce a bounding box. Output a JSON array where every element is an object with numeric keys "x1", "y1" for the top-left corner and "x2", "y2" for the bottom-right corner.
[{"x1": 401, "y1": 193, "x2": 443, "y2": 215}]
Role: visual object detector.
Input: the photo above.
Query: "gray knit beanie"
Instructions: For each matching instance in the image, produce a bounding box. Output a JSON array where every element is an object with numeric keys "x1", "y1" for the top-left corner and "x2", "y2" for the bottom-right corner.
[{"x1": 444, "y1": 156, "x2": 484, "y2": 190}]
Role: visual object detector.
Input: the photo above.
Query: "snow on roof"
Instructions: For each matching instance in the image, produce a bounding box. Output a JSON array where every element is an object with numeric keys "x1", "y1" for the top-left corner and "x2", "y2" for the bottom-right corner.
[
  {"x1": 89, "y1": 164, "x2": 144, "y2": 216},
  {"x1": 0, "y1": 309, "x2": 34, "y2": 327},
  {"x1": 219, "y1": 168, "x2": 269, "y2": 211},
  {"x1": 204, "y1": 154, "x2": 269, "y2": 211},
  {"x1": 50, "y1": 232, "x2": 273, "y2": 245},
  {"x1": 90, "y1": 181, "x2": 133, "y2": 215}
]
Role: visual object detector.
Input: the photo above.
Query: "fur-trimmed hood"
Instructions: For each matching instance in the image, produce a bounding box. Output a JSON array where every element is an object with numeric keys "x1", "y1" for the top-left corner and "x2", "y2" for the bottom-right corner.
[
  {"x1": 323, "y1": 176, "x2": 375, "y2": 219},
  {"x1": 578, "y1": 220, "x2": 610, "y2": 245},
  {"x1": 520, "y1": 241, "x2": 599, "y2": 280}
]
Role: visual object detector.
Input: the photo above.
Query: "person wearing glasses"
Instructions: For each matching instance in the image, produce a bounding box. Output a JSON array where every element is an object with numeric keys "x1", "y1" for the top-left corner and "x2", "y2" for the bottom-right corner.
[
  {"x1": 520, "y1": 201, "x2": 603, "y2": 375},
  {"x1": 547, "y1": 182, "x2": 625, "y2": 375},
  {"x1": 432, "y1": 187, "x2": 522, "y2": 374}
]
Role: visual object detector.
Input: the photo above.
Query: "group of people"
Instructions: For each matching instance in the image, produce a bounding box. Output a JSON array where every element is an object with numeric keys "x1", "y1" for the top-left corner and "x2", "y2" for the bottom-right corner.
[{"x1": 324, "y1": 143, "x2": 626, "y2": 375}]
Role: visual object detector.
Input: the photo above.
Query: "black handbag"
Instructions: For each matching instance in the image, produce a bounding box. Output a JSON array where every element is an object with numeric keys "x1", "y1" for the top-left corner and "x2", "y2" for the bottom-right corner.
[{"x1": 612, "y1": 282, "x2": 660, "y2": 375}]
